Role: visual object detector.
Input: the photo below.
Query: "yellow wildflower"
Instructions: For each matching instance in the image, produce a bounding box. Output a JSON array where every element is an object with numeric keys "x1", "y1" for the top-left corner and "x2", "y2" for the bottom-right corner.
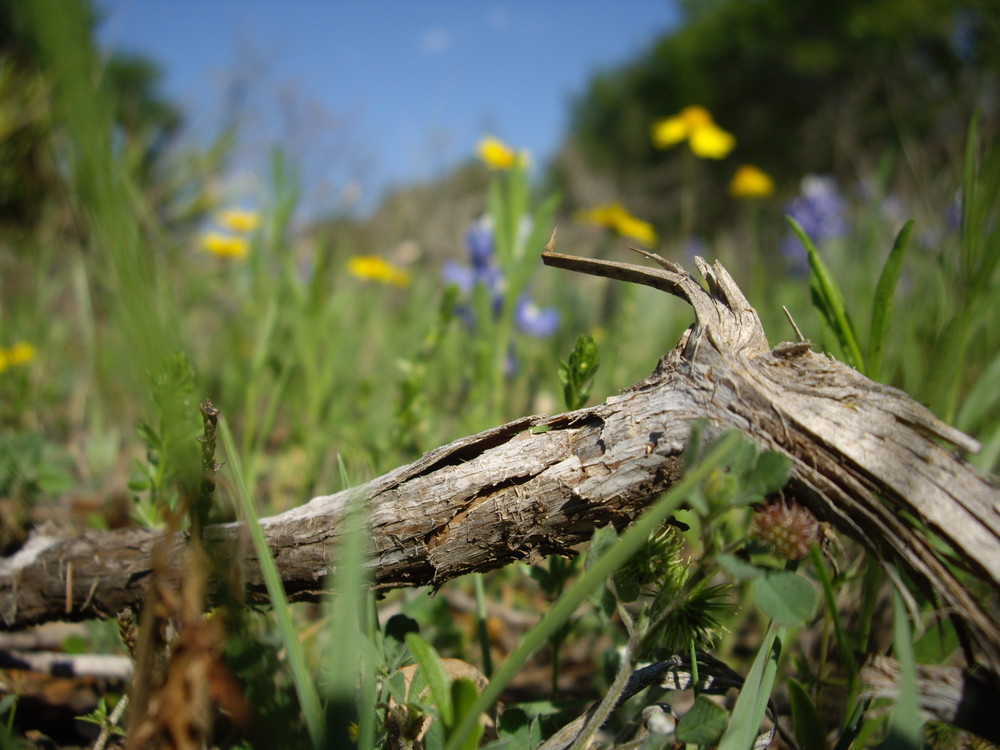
[
  {"x1": 729, "y1": 165, "x2": 775, "y2": 199},
  {"x1": 651, "y1": 105, "x2": 713, "y2": 147},
  {"x1": 477, "y1": 136, "x2": 529, "y2": 170},
  {"x1": 200, "y1": 231, "x2": 249, "y2": 259},
  {"x1": 217, "y1": 208, "x2": 261, "y2": 233},
  {"x1": 0, "y1": 341, "x2": 36, "y2": 373},
  {"x1": 576, "y1": 202, "x2": 657, "y2": 246},
  {"x1": 348, "y1": 255, "x2": 411, "y2": 287},
  {"x1": 651, "y1": 105, "x2": 736, "y2": 159},
  {"x1": 688, "y1": 122, "x2": 736, "y2": 159}
]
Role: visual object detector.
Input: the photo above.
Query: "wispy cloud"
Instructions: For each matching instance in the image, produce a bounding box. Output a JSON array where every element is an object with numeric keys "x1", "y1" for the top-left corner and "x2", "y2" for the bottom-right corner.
[
  {"x1": 418, "y1": 27, "x2": 451, "y2": 55},
  {"x1": 487, "y1": 5, "x2": 510, "y2": 31}
]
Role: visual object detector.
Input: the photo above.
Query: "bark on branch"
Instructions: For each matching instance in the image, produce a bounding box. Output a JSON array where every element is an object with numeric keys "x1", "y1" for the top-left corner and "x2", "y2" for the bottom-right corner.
[{"x1": 3, "y1": 251, "x2": 999, "y2": 674}]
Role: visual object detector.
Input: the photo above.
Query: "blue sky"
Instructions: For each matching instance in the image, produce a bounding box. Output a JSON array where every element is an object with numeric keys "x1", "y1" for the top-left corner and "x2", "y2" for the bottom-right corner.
[{"x1": 97, "y1": 1, "x2": 679, "y2": 214}]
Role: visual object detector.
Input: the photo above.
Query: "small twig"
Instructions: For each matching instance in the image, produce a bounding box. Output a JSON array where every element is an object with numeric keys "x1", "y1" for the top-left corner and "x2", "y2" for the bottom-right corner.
[
  {"x1": 193, "y1": 399, "x2": 221, "y2": 538},
  {"x1": 65, "y1": 561, "x2": 73, "y2": 615},
  {"x1": 541, "y1": 250, "x2": 690, "y2": 301},
  {"x1": 566, "y1": 641, "x2": 636, "y2": 750},
  {"x1": 783, "y1": 305, "x2": 807, "y2": 342},
  {"x1": 626, "y1": 245, "x2": 685, "y2": 273},
  {"x1": 92, "y1": 694, "x2": 128, "y2": 750}
]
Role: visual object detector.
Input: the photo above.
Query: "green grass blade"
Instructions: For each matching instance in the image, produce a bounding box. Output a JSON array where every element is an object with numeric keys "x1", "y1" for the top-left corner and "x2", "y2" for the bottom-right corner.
[
  {"x1": 833, "y1": 698, "x2": 872, "y2": 750},
  {"x1": 218, "y1": 417, "x2": 324, "y2": 748},
  {"x1": 921, "y1": 113, "x2": 1000, "y2": 425},
  {"x1": 406, "y1": 633, "x2": 455, "y2": 727},
  {"x1": 924, "y1": 316, "x2": 968, "y2": 424},
  {"x1": 717, "y1": 622, "x2": 786, "y2": 750},
  {"x1": 868, "y1": 219, "x2": 913, "y2": 382},
  {"x1": 0, "y1": 729, "x2": 15, "y2": 750},
  {"x1": 25, "y1": 0, "x2": 173, "y2": 374},
  {"x1": 445, "y1": 430, "x2": 745, "y2": 750},
  {"x1": 955, "y1": 348, "x2": 1000, "y2": 433},
  {"x1": 883, "y1": 588, "x2": 922, "y2": 750},
  {"x1": 503, "y1": 161, "x2": 530, "y2": 265},
  {"x1": 960, "y1": 113, "x2": 1000, "y2": 289},
  {"x1": 788, "y1": 678, "x2": 826, "y2": 750},
  {"x1": 356, "y1": 591, "x2": 379, "y2": 750},
  {"x1": 971, "y1": 421, "x2": 1000, "y2": 474},
  {"x1": 323, "y1": 474, "x2": 372, "y2": 748},
  {"x1": 473, "y1": 573, "x2": 494, "y2": 678},
  {"x1": 489, "y1": 176, "x2": 510, "y2": 270},
  {"x1": 959, "y1": 112, "x2": 979, "y2": 272},
  {"x1": 809, "y1": 546, "x2": 859, "y2": 691},
  {"x1": 451, "y1": 678, "x2": 485, "y2": 750},
  {"x1": 511, "y1": 192, "x2": 561, "y2": 296},
  {"x1": 787, "y1": 216, "x2": 866, "y2": 373}
]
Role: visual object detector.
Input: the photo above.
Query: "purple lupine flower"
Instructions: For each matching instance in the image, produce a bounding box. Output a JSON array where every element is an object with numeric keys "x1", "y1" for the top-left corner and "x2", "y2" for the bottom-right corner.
[
  {"x1": 465, "y1": 217, "x2": 495, "y2": 270},
  {"x1": 514, "y1": 294, "x2": 560, "y2": 337},
  {"x1": 444, "y1": 216, "x2": 502, "y2": 294},
  {"x1": 443, "y1": 215, "x2": 558, "y2": 338},
  {"x1": 441, "y1": 260, "x2": 476, "y2": 292},
  {"x1": 794, "y1": 175, "x2": 849, "y2": 239},
  {"x1": 781, "y1": 175, "x2": 849, "y2": 273},
  {"x1": 442, "y1": 260, "x2": 503, "y2": 298}
]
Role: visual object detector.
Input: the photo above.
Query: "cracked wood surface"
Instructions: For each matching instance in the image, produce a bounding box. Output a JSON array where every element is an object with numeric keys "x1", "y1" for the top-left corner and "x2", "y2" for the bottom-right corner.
[{"x1": 2, "y1": 252, "x2": 999, "y2": 674}]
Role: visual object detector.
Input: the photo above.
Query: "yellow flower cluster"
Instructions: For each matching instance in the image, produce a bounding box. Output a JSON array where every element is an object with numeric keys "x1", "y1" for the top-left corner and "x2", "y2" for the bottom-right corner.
[
  {"x1": 652, "y1": 106, "x2": 776, "y2": 200},
  {"x1": 347, "y1": 255, "x2": 411, "y2": 288},
  {"x1": 200, "y1": 231, "x2": 250, "y2": 258},
  {"x1": 651, "y1": 105, "x2": 735, "y2": 159},
  {"x1": 728, "y1": 164, "x2": 774, "y2": 199},
  {"x1": 576, "y1": 202, "x2": 657, "y2": 246},
  {"x1": 477, "y1": 136, "x2": 529, "y2": 171},
  {"x1": 199, "y1": 207, "x2": 261, "y2": 259},
  {"x1": 217, "y1": 208, "x2": 261, "y2": 233},
  {"x1": 0, "y1": 342, "x2": 36, "y2": 373}
]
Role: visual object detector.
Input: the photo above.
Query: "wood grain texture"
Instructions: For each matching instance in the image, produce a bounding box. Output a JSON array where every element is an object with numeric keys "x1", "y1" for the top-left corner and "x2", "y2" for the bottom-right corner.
[{"x1": 2, "y1": 252, "x2": 998, "y2": 675}]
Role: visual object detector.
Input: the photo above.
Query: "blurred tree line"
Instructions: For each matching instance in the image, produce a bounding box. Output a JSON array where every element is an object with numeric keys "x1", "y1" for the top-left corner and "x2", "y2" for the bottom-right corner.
[
  {"x1": 0, "y1": 0, "x2": 224, "y2": 237},
  {"x1": 3, "y1": 0, "x2": 997, "y2": 244},
  {"x1": 548, "y1": 0, "x2": 999, "y2": 231}
]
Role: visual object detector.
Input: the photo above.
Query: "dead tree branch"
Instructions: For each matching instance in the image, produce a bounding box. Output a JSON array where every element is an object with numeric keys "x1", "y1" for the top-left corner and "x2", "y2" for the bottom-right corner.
[{"x1": 2, "y1": 252, "x2": 998, "y2": 674}]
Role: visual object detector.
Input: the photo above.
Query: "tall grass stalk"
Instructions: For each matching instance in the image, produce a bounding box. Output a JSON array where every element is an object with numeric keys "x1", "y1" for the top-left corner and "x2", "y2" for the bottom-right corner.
[
  {"x1": 25, "y1": 0, "x2": 175, "y2": 383},
  {"x1": 883, "y1": 587, "x2": 922, "y2": 750},
  {"x1": 925, "y1": 114, "x2": 1000, "y2": 424},
  {"x1": 23, "y1": 0, "x2": 205, "y2": 513},
  {"x1": 322, "y1": 457, "x2": 375, "y2": 749},
  {"x1": 717, "y1": 622, "x2": 786, "y2": 750},
  {"x1": 218, "y1": 417, "x2": 324, "y2": 747}
]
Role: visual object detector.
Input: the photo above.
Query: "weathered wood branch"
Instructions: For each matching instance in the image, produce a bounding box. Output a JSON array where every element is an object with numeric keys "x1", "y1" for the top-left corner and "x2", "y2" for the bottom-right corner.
[{"x1": 3, "y1": 251, "x2": 999, "y2": 674}]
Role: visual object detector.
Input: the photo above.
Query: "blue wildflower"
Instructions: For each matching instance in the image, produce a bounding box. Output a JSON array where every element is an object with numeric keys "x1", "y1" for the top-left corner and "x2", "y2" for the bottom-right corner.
[
  {"x1": 443, "y1": 215, "x2": 558, "y2": 338},
  {"x1": 441, "y1": 259, "x2": 503, "y2": 302},
  {"x1": 781, "y1": 175, "x2": 849, "y2": 273},
  {"x1": 514, "y1": 294, "x2": 560, "y2": 337},
  {"x1": 465, "y1": 216, "x2": 495, "y2": 269}
]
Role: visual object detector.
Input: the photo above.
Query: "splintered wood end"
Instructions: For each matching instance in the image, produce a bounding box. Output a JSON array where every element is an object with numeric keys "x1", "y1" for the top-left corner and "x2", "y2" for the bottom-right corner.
[{"x1": 545, "y1": 226, "x2": 558, "y2": 252}]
